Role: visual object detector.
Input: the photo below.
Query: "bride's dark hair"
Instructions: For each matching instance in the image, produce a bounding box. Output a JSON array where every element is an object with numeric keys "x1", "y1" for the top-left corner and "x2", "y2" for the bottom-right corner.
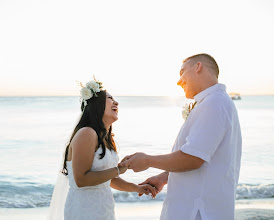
[{"x1": 62, "y1": 90, "x2": 117, "y2": 176}]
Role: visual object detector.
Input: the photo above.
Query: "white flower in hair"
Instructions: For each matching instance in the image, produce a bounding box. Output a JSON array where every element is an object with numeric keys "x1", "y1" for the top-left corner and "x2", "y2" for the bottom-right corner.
[
  {"x1": 86, "y1": 80, "x2": 100, "y2": 93},
  {"x1": 77, "y1": 76, "x2": 103, "y2": 106},
  {"x1": 80, "y1": 87, "x2": 93, "y2": 100}
]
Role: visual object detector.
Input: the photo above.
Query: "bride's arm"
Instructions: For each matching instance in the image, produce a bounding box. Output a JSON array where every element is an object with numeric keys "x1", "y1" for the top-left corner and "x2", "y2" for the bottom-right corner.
[
  {"x1": 110, "y1": 177, "x2": 139, "y2": 192},
  {"x1": 71, "y1": 127, "x2": 123, "y2": 187},
  {"x1": 110, "y1": 177, "x2": 157, "y2": 197}
]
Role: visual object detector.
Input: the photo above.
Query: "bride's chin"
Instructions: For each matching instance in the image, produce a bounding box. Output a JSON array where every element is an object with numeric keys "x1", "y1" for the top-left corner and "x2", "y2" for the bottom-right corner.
[
  {"x1": 113, "y1": 112, "x2": 118, "y2": 120},
  {"x1": 109, "y1": 116, "x2": 118, "y2": 124}
]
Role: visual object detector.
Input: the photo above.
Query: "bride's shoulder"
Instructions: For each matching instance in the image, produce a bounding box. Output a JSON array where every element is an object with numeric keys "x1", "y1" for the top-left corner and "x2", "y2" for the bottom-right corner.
[
  {"x1": 77, "y1": 127, "x2": 97, "y2": 136},
  {"x1": 72, "y1": 127, "x2": 98, "y2": 148}
]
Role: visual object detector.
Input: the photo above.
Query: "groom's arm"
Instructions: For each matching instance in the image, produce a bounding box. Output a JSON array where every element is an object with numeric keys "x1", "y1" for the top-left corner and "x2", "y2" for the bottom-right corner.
[
  {"x1": 148, "y1": 151, "x2": 204, "y2": 172},
  {"x1": 120, "y1": 150, "x2": 204, "y2": 172}
]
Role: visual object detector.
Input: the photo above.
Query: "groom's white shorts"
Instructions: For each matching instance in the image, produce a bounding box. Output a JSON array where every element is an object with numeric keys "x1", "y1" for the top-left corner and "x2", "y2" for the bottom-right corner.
[{"x1": 195, "y1": 211, "x2": 202, "y2": 220}]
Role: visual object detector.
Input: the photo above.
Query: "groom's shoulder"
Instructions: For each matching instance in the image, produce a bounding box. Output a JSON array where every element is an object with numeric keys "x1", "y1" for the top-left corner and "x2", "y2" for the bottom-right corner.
[
  {"x1": 204, "y1": 91, "x2": 234, "y2": 111},
  {"x1": 204, "y1": 90, "x2": 231, "y2": 104}
]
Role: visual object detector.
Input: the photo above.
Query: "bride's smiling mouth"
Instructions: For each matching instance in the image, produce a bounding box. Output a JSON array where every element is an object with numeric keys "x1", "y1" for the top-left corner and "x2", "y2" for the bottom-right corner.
[{"x1": 111, "y1": 107, "x2": 118, "y2": 114}]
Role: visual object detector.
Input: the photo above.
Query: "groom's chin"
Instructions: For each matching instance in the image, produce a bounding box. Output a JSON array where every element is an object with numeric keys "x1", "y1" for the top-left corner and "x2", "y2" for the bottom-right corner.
[
  {"x1": 185, "y1": 92, "x2": 194, "y2": 99},
  {"x1": 185, "y1": 93, "x2": 191, "y2": 99}
]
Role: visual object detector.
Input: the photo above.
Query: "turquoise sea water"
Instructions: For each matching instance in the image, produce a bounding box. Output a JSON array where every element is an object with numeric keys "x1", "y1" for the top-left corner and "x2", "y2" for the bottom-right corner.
[{"x1": 0, "y1": 96, "x2": 274, "y2": 208}]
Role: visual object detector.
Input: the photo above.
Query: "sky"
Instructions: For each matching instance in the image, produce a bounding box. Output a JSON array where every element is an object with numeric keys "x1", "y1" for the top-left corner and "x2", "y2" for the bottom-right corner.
[{"x1": 0, "y1": 0, "x2": 274, "y2": 96}]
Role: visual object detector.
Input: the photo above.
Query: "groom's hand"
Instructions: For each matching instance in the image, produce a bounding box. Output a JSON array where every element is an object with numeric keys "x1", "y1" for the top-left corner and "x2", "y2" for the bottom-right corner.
[
  {"x1": 119, "y1": 152, "x2": 149, "y2": 172},
  {"x1": 137, "y1": 184, "x2": 157, "y2": 199},
  {"x1": 138, "y1": 172, "x2": 168, "y2": 196}
]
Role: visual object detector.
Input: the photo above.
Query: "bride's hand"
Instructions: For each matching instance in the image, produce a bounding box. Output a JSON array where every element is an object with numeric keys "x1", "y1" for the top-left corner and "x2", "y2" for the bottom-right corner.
[
  {"x1": 118, "y1": 156, "x2": 132, "y2": 174},
  {"x1": 118, "y1": 164, "x2": 127, "y2": 175},
  {"x1": 137, "y1": 184, "x2": 157, "y2": 199}
]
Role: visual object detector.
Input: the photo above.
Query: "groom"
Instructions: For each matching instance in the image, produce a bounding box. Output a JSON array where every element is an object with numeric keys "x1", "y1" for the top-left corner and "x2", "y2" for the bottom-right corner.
[{"x1": 120, "y1": 53, "x2": 242, "y2": 220}]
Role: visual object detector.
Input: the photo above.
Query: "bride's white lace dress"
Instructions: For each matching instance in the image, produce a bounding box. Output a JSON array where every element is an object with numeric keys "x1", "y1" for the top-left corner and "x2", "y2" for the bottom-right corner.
[{"x1": 64, "y1": 147, "x2": 118, "y2": 220}]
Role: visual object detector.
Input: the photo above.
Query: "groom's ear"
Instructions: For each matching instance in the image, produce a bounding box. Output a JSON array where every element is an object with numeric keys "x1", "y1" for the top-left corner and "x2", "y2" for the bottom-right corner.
[{"x1": 195, "y1": 62, "x2": 202, "y2": 73}]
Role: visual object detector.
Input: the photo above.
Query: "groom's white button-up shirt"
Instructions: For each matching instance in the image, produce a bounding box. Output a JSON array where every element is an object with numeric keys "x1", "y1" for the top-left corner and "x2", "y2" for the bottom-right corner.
[{"x1": 160, "y1": 84, "x2": 242, "y2": 220}]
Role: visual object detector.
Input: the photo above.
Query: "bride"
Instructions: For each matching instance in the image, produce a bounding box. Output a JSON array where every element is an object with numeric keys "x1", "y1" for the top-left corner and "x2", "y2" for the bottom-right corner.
[{"x1": 49, "y1": 78, "x2": 156, "y2": 220}]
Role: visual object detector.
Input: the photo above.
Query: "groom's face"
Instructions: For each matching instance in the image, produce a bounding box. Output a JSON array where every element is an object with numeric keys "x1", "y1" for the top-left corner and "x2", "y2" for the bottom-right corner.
[{"x1": 177, "y1": 61, "x2": 196, "y2": 99}]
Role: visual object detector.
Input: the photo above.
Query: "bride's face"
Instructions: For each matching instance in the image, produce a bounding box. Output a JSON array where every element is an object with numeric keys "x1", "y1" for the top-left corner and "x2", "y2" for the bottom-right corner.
[{"x1": 102, "y1": 92, "x2": 119, "y2": 127}]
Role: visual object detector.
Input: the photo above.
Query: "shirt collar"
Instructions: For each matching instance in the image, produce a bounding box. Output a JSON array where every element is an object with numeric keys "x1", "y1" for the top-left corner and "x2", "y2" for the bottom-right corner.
[{"x1": 194, "y1": 83, "x2": 226, "y2": 104}]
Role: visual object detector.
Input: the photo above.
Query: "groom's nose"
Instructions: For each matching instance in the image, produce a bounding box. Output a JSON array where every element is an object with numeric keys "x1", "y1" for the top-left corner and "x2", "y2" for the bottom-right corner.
[{"x1": 177, "y1": 77, "x2": 183, "y2": 86}]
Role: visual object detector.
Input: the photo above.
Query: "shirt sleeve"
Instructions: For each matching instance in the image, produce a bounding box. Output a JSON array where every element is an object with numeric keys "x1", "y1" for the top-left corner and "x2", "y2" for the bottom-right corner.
[{"x1": 181, "y1": 102, "x2": 229, "y2": 162}]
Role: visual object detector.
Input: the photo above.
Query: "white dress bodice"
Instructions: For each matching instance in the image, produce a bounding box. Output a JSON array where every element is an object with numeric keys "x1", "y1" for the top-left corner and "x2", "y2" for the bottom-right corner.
[{"x1": 64, "y1": 147, "x2": 118, "y2": 220}]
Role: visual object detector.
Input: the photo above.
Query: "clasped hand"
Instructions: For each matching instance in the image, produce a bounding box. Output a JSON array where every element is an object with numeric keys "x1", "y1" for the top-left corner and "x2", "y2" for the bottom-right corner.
[
  {"x1": 119, "y1": 152, "x2": 149, "y2": 172},
  {"x1": 118, "y1": 153, "x2": 164, "y2": 198}
]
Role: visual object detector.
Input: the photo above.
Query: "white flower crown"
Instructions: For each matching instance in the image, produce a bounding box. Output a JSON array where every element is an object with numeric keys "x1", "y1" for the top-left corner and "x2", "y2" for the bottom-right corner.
[{"x1": 77, "y1": 76, "x2": 103, "y2": 106}]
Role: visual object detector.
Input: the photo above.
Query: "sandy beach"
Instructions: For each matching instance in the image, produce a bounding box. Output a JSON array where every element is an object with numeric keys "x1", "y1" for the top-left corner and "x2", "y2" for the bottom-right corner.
[{"x1": 1, "y1": 199, "x2": 274, "y2": 220}]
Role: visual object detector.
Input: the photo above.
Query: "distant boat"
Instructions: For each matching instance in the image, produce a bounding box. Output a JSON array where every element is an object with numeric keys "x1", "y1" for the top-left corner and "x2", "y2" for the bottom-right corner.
[{"x1": 229, "y1": 93, "x2": 241, "y2": 100}]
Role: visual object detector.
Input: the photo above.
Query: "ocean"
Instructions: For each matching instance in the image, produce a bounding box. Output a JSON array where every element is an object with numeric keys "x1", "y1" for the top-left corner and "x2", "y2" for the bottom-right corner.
[{"x1": 0, "y1": 96, "x2": 274, "y2": 208}]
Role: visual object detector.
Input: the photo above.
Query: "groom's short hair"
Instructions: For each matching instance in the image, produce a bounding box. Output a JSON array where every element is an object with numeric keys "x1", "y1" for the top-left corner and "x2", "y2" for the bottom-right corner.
[{"x1": 183, "y1": 53, "x2": 219, "y2": 78}]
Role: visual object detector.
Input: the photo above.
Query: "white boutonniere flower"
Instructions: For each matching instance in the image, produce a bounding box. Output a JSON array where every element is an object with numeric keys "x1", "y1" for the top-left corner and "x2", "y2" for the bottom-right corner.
[
  {"x1": 182, "y1": 101, "x2": 197, "y2": 121},
  {"x1": 182, "y1": 104, "x2": 190, "y2": 120}
]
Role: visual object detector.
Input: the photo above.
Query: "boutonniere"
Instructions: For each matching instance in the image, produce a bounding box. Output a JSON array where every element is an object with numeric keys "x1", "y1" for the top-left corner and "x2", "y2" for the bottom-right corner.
[{"x1": 182, "y1": 101, "x2": 197, "y2": 120}]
